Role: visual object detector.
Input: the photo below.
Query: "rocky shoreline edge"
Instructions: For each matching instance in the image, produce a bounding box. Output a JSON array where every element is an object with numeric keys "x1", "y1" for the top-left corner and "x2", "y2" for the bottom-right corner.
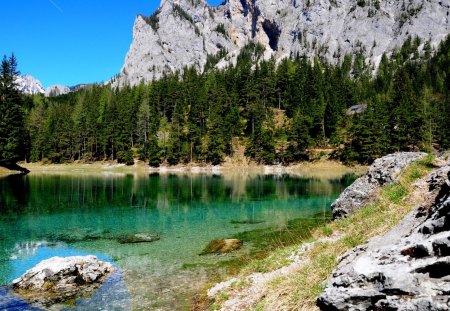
[
  {"x1": 205, "y1": 152, "x2": 450, "y2": 310},
  {"x1": 318, "y1": 158, "x2": 450, "y2": 310}
]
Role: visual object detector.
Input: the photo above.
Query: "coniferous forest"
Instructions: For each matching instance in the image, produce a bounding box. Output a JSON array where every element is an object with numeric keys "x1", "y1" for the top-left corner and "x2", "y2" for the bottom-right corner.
[{"x1": 1, "y1": 36, "x2": 449, "y2": 168}]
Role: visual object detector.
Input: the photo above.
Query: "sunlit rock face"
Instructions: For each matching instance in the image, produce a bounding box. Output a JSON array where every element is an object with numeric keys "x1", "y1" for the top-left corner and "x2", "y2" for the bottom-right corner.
[
  {"x1": 15, "y1": 75, "x2": 45, "y2": 95},
  {"x1": 113, "y1": 0, "x2": 449, "y2": 87},
  {"x1": 318, "y1": 165, "x2": 450, "y2": 311}
]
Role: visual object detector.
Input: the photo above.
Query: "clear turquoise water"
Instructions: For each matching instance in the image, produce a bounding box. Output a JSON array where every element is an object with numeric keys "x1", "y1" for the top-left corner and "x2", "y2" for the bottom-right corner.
[{"x1": 0, "y1": 172, "x2": 356, "y2": 310}]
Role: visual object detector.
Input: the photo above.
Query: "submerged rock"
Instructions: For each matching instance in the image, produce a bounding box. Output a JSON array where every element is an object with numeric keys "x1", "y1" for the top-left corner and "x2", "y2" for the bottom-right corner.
[
  {"x1": 332, "y1": 152, "x2": 427, "y2": 219},
  {"x1": 117, "y1": 232, "x2": 160, "y2": 244},
  {"x1": 47, "y1": 227, "x2": 113, "y2": 243},
  {"x1": 317, "y1": 165, "x2": 450, "y2": 311},
  {"x1": 200, "y1": 239, "x2": 243, "y2": 255},
  {"x1": 13, "y1": 255, "x2": 113, "y2": 307},
  {"x1": 230, "y1": 219, "x2": 265, "y2": 225}
]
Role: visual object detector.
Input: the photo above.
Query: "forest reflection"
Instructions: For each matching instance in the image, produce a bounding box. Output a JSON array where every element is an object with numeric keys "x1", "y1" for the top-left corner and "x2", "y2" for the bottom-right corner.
[{"x1": 0, "y1": 173, "x2": 356, "y2": 216}]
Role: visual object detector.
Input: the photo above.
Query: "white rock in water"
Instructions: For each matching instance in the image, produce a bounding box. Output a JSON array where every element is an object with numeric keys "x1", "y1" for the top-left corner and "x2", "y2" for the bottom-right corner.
[
  {"x1": 113, "y1": 0, "x2": 449, "y2": 87},
  {"x1": 13, "y1": 255, "x2": 113, "y2": 303}
]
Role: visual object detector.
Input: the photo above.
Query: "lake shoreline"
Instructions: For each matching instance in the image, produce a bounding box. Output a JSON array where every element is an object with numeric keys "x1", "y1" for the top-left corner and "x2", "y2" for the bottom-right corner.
[{"x1": 0, "y1": 159, "x2": 366, "y2": 179}]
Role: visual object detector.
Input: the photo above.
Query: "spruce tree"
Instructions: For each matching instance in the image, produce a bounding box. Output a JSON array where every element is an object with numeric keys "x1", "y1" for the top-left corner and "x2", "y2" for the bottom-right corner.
[{"x1": 0, "y1": 54, "x2": 27, "y2": 170}]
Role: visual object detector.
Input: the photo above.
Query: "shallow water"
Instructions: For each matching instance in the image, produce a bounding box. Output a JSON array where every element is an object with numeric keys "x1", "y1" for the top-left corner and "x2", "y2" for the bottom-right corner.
[{"x1": 0, "y1": 172, "x2": 356, "y2": 310}]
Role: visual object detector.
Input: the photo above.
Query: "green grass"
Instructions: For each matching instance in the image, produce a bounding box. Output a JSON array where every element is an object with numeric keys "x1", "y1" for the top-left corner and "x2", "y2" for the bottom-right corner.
[
  {"x1": 321, "y1": 226, "x2": 333, "y2": 237},
  {"x1": 383, "y1": 183, "x2": 408, "y2": 204}
]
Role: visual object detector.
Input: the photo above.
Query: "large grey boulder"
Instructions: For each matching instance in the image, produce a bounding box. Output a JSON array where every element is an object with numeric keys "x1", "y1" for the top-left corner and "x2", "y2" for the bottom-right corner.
[
  {"x1": 13, "y1": 255, "x2": 113, "y2": 307},
  {"x1": 317, "y1": 165, "x2": 450, "y2": 311},
  {"x1": 332, "y1": 152, "x2": 427, "y2": 219}
]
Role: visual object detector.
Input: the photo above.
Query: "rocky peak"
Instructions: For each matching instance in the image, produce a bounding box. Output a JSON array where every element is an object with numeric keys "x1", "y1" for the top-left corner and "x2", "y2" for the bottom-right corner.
[
  {"x1": 45, "y1": 84, "x2": 71, "y2": 97},
  {"x1": 113, "y1": 0, "x2": 449, "y2": 87},
  {"x1": 15, "y1": 74, "x2": 45, "y2": 95}
]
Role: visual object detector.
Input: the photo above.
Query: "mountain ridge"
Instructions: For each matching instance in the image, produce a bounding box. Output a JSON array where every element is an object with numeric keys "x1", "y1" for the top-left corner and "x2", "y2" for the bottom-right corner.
[
  {"x1": 113, "y1": 0, "x2": 449, "y2": 87},
  {"x1": 14, "y1": 74, "x2": 91, "y2": 97}
]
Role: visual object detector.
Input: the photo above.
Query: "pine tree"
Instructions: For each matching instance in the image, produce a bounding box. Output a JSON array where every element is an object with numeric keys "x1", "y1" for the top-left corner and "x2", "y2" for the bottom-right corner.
[
  {"x1": 0, "y1": 54, "x2": 28, "y2": 171},
  {"x1": 287, "y1": 112, "x2": 311, "y2": 162}
]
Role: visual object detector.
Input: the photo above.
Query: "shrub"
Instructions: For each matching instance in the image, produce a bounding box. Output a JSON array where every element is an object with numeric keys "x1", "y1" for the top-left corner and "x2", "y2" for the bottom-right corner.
[
  {"x1": 214, "y1": 23, "x2": 227, "y2": 37},
  {"x1": 117, "y1": 150, "x2": 134, "y2": 166}
]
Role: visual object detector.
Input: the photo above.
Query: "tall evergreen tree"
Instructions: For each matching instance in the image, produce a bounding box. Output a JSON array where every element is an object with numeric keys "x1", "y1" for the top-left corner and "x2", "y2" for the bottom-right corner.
[{"x1": 0, "y1": 54, "x2": 27, "y2": 170}]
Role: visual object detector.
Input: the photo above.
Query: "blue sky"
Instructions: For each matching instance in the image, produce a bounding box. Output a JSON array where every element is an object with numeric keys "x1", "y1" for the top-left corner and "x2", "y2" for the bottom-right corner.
[{"x1": 0, "y1": 0, "x2": 223, "y2": 88}]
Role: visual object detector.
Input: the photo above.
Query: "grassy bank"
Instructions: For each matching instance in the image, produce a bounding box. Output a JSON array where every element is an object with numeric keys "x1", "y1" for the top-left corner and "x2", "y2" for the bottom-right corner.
[
  {"x1": 207, "y1": 155, "x2": 435, "y2": 310},
  {"x1": 1, "y1": 159, "x2": 365, "y2": 179}
]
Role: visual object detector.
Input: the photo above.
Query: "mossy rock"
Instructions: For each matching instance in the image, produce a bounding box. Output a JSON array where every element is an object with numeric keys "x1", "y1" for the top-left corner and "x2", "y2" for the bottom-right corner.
[
  {"x1": 200, "y1": 239, "x2": 243, "y2": 255},
  {"x1": 117, "y1": 232, "x2": 160, "y2": 244}
]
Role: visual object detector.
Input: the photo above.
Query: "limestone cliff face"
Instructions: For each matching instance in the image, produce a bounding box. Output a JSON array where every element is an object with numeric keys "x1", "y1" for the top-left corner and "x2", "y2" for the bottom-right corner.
[{"x1": 114, "y1": 0, "x2": 449, "y2": 87}]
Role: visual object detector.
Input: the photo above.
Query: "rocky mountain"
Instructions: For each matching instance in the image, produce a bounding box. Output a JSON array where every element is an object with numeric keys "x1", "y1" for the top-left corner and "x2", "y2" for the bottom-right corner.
[
  {"x1": 15, "y1": 75, "x2": 45, "y2": 95},
  {"x1": 114, "y1": 0, "x2": 449, "y2": 87},
  {"x1": 44, "y1": 84, "x2": 71, "y2": 97}
]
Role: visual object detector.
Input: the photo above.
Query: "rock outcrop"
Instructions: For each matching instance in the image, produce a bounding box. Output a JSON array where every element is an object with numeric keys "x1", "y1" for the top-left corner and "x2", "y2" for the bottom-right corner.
[
  {"x1": 114, "y1": 0, "x2": 449, "y2": 87},
  {"x1": 317, "y1": 164, "x2": 450, "y2": 311},
  {"x1": 332, "y1": 152, "x2": 427, "y2": 219},
  {"x1": 13, "y1": 255, "x2": 113, "y2": 307}
]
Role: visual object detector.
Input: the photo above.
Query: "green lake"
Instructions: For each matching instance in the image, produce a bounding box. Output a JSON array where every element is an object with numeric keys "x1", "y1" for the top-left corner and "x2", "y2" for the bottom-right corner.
[{"x1": 0, "y1": 172, "x2": 356, "y2": 310}]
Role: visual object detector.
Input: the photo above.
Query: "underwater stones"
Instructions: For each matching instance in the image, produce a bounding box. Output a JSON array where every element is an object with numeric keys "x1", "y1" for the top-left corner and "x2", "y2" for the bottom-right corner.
[
  {"x1": 200, "y1": 239, "x2": 243, "y2": 255},
  {"x1": 47, "y1": 227, "x2": 112, "y2": 243},
  {"x1": 230, "y1": 219, "x2": 265, "y2": 225},
  {"x1": 117, "y1": 232, "x2": 160, "y2": 244},
  {"x1": 13, "y1": 255, "x2": 113, "y2": 307},
  {"x1": 46, "y1": 228, "x2": 161, "y2": 245},
  {"x1": 332, "y1": 152, "x2": 427, "y2": 219}
]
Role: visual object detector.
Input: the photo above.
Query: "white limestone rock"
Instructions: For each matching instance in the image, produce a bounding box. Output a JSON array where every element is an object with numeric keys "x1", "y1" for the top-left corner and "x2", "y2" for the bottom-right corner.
[{"x1": 13, "y1": 255, "x2": 113, "y2": 307}]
